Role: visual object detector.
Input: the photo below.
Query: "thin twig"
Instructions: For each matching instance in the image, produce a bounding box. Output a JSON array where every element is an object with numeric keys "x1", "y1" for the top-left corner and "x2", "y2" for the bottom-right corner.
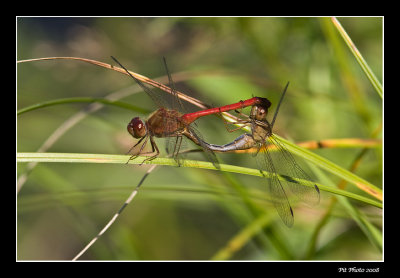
[{"x1": 72, "y1": 164, "x2": 157, "y2": 261}]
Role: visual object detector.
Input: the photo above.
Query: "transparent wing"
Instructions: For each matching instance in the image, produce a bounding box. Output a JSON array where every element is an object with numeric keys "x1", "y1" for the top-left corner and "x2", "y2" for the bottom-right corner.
[
  {"x1": 256, "y1": 142, "x2": 294, "y2": 227},
  {"x1": 163, "y1": 57, "x2": 186, "y2": 114},
  {"x1": 111, "y1": 56, "x2": 168, "y2": 109},
  {"x1": 165, "y1": 135, "x2": 186, "y2": 166},
  {"x1": 268, "y1": 134, "x2": 320, "y2": 206}
]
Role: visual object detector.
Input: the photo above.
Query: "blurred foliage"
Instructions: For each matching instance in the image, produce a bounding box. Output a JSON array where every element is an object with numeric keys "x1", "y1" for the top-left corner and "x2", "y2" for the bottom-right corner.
[{"x1": 17, "y1": 17, "x2": 382, "y2": 260}]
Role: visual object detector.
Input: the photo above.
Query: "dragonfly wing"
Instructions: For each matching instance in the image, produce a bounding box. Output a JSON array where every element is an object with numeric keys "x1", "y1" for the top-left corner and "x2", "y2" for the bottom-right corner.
[
  {"x1": 269, "y1": 174, "x2": 295, "y2": 227},
  {"x1": 257, "y1": 142, "x2": 294, "y2": 227},
  {"x1": 268, "y1": 135, "x2": 320, "y2": 206},
  {"x1": 164, "y1": 132, "x2": 186, "y2": 167},
  {"x1": 111, "y1": 56, "x2": 168, "y2": 109}
]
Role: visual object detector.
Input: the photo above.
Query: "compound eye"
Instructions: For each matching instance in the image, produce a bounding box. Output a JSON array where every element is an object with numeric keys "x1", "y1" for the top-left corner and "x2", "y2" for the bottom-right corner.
[
  {"x1": 127, "y1": 117, "x2": 146, "y2": 138},
  {"x1": 251, "y1": 105, "x2": 268, "y2": 121},
  {"x1": 257, "y1": 106, "x2": 267, "y2": 118}
]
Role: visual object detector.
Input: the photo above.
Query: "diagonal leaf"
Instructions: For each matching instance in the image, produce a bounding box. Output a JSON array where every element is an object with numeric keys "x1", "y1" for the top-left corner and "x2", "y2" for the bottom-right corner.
[
  {"x1": 272, "y1": 134, "x2": 382, "y2": 201},
  {"x1": 331, "y1": 17, "x2": 383, "y2": 98}
]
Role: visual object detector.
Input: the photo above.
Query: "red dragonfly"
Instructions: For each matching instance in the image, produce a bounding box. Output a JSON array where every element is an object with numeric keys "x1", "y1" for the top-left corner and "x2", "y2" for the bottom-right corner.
[
  {"x1": 193, "y1": 83, "x2": 320, "y2": 227},
  {"x1": 112, "y1": 57, "x2": 319, "y2": 226},
  {"x1": 111, "y1": 56, "x2": 269, "y2": 167}
]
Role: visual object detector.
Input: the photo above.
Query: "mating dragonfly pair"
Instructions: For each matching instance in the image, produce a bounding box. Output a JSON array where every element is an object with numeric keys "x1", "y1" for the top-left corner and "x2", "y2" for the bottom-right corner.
[{"x1": 112, "y1": 57, "x2": 320, "y2": 227}]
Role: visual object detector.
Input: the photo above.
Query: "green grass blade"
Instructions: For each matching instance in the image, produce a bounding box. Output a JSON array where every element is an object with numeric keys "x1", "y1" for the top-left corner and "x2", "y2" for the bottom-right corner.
[
  {"x1": 17, "y1": 97, "x2": 148, "y2": 115},
  {"x1": 309, "y1": 163, "x2": 382, "y2": 254},
  {"x1": 222, "y1": 114, "x2": 382, "y2": 201},
  {"x1": 338, "y1": 195, "x2": 382, "y2": 251},
  {"x1": 17, "y1": 152, "x2": 382, "y2": 208},
  {"x1": 331, "y1": 17, "x2": 383, "y2": 98},
  {"x1": 211, "y1": 212, "x2": 273, "y2": 260},
  {"x1": 273, "y1": 135, "x2": 382, "y2": 201}
]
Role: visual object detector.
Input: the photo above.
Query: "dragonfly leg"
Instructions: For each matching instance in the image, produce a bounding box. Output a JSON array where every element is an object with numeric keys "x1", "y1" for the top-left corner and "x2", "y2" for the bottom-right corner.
[
  {"x1": 220, "y1": 112, "x2": 252, "y2": 133},
  {"x1": 139, "y1": 135, "x2": 160, "y2": 165},
  {"x1": 172, "y1": 136, "x2": 183, "y2": 166},
  {"x1": 126, "y1": 136, "x2": 146, "y2": 156},
  {"x1": 126, "y1": 135, "x2": 158, "y2": 165},
  {"x1": 215, "y1": 102, "x2": 253, "y2": 133},
  {"x1": 126, "y1": 136, "x2": 149, "y2": 164}
]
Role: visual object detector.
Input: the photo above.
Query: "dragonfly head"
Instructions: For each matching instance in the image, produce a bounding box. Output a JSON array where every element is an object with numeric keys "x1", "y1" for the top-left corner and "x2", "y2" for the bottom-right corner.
[
  {"x1": 257, "y1": 97, "x2": 271, "y2": 110},
  {"x1": 127, "y1": 117, "x2": 147, "y2": 138},
  {"x1": 250, "y1": 103, "x2": 269, "y2": 121}
]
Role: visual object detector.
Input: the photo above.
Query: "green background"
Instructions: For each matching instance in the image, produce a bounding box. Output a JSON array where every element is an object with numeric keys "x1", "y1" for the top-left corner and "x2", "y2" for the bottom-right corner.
[{"x1": 17, "y1": 17, "x2": 382, "y2": 260}]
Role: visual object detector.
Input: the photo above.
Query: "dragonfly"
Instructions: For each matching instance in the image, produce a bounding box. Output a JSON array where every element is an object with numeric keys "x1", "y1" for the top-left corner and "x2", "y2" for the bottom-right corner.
[
  {"x1": 73, "y1": 60, "x2": 319, "y2": 260},
  {"x1": 112, "y1": 57, "x2": 319, "y2": 226},
  {"x1": 193, "y1": 83, "x2": 320, "y2": 227},
  {"x1": 111, "y1": 56, "x2": 270, "y2": 167},
  {"x1": 73, "y1": 58, "x2": 277, "y2": 260}
]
